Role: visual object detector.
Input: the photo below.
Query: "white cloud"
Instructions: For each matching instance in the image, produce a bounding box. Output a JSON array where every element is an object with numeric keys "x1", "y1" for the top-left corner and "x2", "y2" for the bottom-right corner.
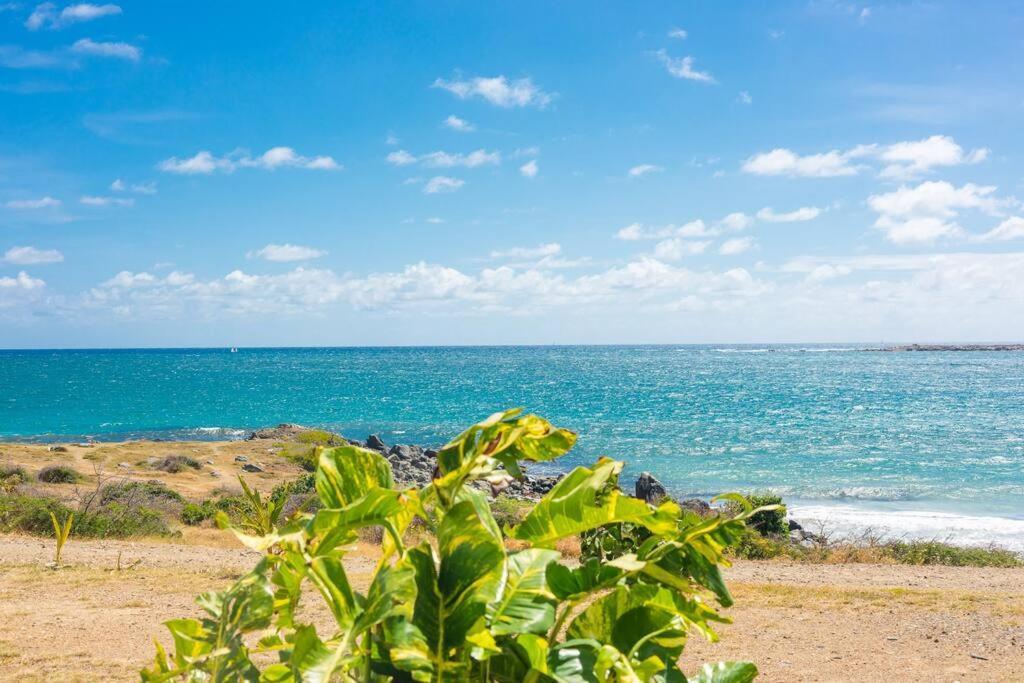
[
  {"x1": 806, "y1": 264, "x2": 853, "y2": 282},
  {"x1": 80, "y1": 195, "x2": 133, "y2": 206},
  {"x1": 654, "y1": 50, "x2": 715, "y2": 83},
  {"x1": 3, "y1": 246, "x2": 63, "y2": 265},
  {"x1": 616, "y1": 219, "x2": 717, "y2": 241},
  {"x1": 70, "y1": 38, "x2": 140, "y2": 61},
  {"x1": 158, "y1": 147, "x2": 340, "y2": 174},
  {"x1": 867, "y1": 181, "x2": 1006, "y2": 245},
  {"x1": 742, "y1": 148, "x2": 858, "y2": 177},
  {"x1": 423, "y1": 176, "x2": 464, "y2": 194},
  {"x1": 491, "y1": 243, "x2": 561, "y2": 260},
  {"x1": 737, "y1": 91, "x2": 752, "y2": 105},
  {"x1": 109, "y1": 178, "x2": 125, "y2": 191},
  {"x1": 0, "y1": 271, "x2": 45, "y2": 290},
  {"x1": 876, "y1": 135, "x2": 989, "y2": 180},
  {"x1": 5, "y1": 196, "x2": 60, "y2": 209},
  {"x1": 756, "y1": 206, "x2": 822, "y2": 222},
  {"x1": 387, "y1": 148, "x2": 500, "y2": 169},
  {"x1": 519, "y1": 160, "x2": 538, "y2": 178},
  {"x1": 443, "y1": 115, "x2": 474, "y2": 132},
  {"x1": 743, "y1": 136, "x2": 989, "y2": 180},
  {"x1": 249, "y1": 243, "x2": 326, "y2": 262},
  {"x1": 973, "y1": 217, "x2": 1024, "y2": 243},
  {"x1": 719, "y1": 212, "x2": 753, "y2": 231},
  {"x1": 432, "y1": 75, "x2": 553, "y2": 108},
  {"x1": 628, "y1": 164, "x2": 663, "y2": 178},
  {"x1": 653, "y1": 238, "x2": 710, "y2": 260},
  {"x1": 27, "y1": 2, "x2": 121, "y2": 30},
  {"x1": 719, "y1": 237, "x2": 755, "y2": 255},
  {"x1": 425, "y1": 217, "x2": 445, "y2": 224},
  {"x1": 668, "y1": 27, "x2": 687, "y2": 39}
]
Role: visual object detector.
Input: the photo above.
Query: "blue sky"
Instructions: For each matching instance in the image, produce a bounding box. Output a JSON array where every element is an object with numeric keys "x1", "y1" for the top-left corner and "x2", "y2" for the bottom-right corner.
[{"x1": 2, "y1": 1, "x2": 1023, "y2": 347}]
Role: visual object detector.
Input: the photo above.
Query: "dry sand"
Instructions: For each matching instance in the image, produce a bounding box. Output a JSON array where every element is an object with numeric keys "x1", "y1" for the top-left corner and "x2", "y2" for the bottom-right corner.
[{"x1": 0, "y1": 533, "x2": 1021, "y2": 682}]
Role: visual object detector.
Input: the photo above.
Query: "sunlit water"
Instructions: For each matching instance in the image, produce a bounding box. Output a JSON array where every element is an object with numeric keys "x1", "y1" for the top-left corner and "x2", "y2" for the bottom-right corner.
[{"x1": 2, "y1": 345, "x2": 1022, "y2": 547}]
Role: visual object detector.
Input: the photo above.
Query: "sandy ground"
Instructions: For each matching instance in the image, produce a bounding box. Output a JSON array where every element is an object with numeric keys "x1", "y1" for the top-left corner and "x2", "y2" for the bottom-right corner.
[
  {"x1": 0, "y1": 439, "x2": 308, "y2": 502},
  {"x1": 0, "y1": 534, "x2": 1021, "y2": 682}
]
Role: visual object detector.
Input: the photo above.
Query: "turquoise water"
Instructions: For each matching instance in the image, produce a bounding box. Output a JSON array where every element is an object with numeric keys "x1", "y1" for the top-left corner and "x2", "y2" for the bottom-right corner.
[{"x1": 2, "y1": 346, "x2": 1023, "y2": 543}]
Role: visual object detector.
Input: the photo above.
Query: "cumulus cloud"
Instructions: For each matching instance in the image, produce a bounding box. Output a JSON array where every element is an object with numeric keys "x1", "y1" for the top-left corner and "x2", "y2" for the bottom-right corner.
[
  {"x1": 3, "y1": 246, "x2": 63, "y2": 265},
  {"x1": 519, "y1": 160, "x2": 538, "y2": 178},
  {"x1": 668, "y1": 27, "x2": 688, "y2": 39},
  {"x1": 868, "y1": 181, "x2": 1009, "y2": 245},
  {"x1": 616, "y1": 219, "x2": 718, "y2": 241},
  {"x1": 5, "y1": 196, "x2": 61, "y2": 209},
  {"x1": 111, "y1": 179, "x2": 157, "y2": 194},
  {"x1": 432, "y1": 75, "x2": 553, "y2": 108},
  {"x1": 80, "y1": 195, "x2": 133, "y2": 206},
  {"x1": 719, "y1": 212, "x2": 753, "y2": 231},
  {"x1": 654, "y1": 50, "x2": 715, "y2": 83},
  {"x1": 973, "y1": 217, "x2": 1024, "y2": 243},
  {"x1": 756, "y1": 206, "x2": 822, "y2": 222},
  {"x1": 490, "y1": 243, "x2": 561, "y2": 260},
  {"x1": 743, "y1": 135, "x2": 989, "y2": 179},
  {"x1": 719, "y1": 237, "x2": 755, "y2": 255},
  {"x1": 737, "y1": 91, "x2": 753, "y2": 105},
  {"x1": 248, "y1": 243, "x2": 326, "y2": 262},
  {"x1": 386, "y1": 149, "x2": 499, "y2": 169},
  {"x1": 628, "y1": 164, "x2": 663, "y2": 178},
  {"x1": 0, "y1": 271, "x2": 45, "y2": 290},
  {"x1": 70, "y1": 38, "x2": 140, "y2": 61},
  {"x1": 158, "y1": 147, "x2": 341, "y2": 174},
  {"x1": 742, "y1": 148, "x2": 859, "y2": 178},
  {"x1": 443, "y1": 115, "x2": 474, "y2": 132},
  {"x1": 653, "y1": 238, "x2": 710, "y2": 261},
  {"x1": 423, "y1": 176, "x2": 464, "y2": 194},
  {"x1": 27, "y1": 3, "x2": 121, "y2": 29}
]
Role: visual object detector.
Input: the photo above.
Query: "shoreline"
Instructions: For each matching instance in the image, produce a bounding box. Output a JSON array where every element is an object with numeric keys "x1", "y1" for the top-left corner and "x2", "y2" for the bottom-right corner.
[{"x1": 3, "y1": 434, "x2": 1021, "y2": 552}]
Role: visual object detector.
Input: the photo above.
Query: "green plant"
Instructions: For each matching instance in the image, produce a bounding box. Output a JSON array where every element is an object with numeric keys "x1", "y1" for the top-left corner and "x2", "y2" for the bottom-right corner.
[
  {"x1": 101, "y1": 480, "x2": 185, "y2": 505},
  {"x1": 730, "y1": 493, "x2": 788, "y2": 537},
  {"x1": 49, "y1": 511, "x2": 73, "y2": 566},
  {"x1": 181, "y1": 501, "x2": 218, "y2": 526},
  {"x1": 143, "y1": 409, "x2": 766, "y2": 682},
  {"x1": 0, "y1": 492, "x2": 171, "y2": 538},
  {"x1": 0, "y1": 464, "x2": 27, "y2": 492},
  {"x1": 232, "y1": 476, "x2": 284, "y2": 537},
  {"x1": 153, "y1": 455, "x2": 202, "y2": 473},
  {"x1": 37, "y1": 465, "x2": 83, "y2": 484}
]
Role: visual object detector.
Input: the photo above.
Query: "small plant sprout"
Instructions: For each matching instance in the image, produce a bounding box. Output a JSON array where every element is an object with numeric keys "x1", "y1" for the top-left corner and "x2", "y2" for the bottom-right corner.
[{"x1": 48, "y1": 511, "x2": 73, "y2": 568}]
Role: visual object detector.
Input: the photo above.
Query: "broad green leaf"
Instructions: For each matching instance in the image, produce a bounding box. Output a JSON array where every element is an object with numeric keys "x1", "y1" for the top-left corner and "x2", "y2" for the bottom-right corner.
[
  {"x1": 511, "y1": 459, "x2": 679, "y2": 547},
  {"x1": 311, "y1": 486, "x2": 405, "y2": 555},
  {"x1": 308, "y1": 555, "x2": 357, "y2": 628},
  {"x1": 568, "y1": 585, "x2": 687, "y2": 663},
  {"x1": 687, "y1": 661, "x2": 758, "y2": 683},
  {"x1": 488, "y1": 548, "x2": 560, "y2": 635},
  {"x1": 547, "y1": 557, "x2": 625, "y2": 601},
  {"x1": 316, "y1": 445, "x2": 394, "y2": 509}
]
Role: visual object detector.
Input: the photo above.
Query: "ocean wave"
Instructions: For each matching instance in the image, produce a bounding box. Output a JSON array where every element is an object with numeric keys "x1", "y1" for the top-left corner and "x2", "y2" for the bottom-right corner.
[
  {"x1": 789, "y1": 504, "x2": 1024, "y2": 551},
  {"x1": 190, "y1": 427, "x2": 248, "y2": 438}
]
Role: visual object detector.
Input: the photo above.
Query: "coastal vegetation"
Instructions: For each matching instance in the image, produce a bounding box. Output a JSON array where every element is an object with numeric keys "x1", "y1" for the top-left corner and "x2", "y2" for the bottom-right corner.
[{"x1": 141, "y1": 409, "x2": 765, "y2": 682}]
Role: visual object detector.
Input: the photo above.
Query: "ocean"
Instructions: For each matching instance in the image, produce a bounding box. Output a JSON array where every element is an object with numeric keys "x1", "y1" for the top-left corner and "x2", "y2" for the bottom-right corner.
[{"x1": 2, "y1": 345, "x2": 1023, "y2": 548}]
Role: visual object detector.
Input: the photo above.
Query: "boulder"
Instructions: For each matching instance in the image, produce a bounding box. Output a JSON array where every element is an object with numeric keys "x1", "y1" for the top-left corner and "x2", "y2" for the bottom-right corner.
[
  {"x1": 635, "y1": 472, "x2": 669, "y2": 504},
  {"x1": 241, "y1": 463, "x2": 265, "y2": 473},
  {"x1": 365, "y1": 434, "x2": 388, "y2": 452},
  {"x1": 679, "y1": 498, "x2": 712, "y2": 516}
]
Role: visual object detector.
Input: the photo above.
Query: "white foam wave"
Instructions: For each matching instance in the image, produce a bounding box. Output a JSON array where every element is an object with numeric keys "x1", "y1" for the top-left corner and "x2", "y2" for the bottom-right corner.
[{"x1": 789, "y1": 504, "x2": 1024, "y2": 551}]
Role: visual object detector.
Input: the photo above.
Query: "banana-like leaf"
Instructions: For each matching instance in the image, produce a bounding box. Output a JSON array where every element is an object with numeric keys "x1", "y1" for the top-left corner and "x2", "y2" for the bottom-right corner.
[
  {"x1": 510, "y1": 459, "x2": 679, "y2": 547},
  {"x1": 546, "y1": 557, "x2": 625, "y2": 601},
  {"x1": 687, "y1": 661, "x2": 758, "y2": 683},
  {"x1": 568, "y1": 585, "x2": 687, "y2": 664},
  {"x1": 488, "y1": 548, "x2": 560, "y2": 635},
  {"x1": 432, "y1": 409, "x2": 577, "y2": 506},
  {"x1": 400, "y1": 499, "x2": 507, "y2": 679},
  {"x1": 311, "y1": 486, "x2": 406, "y2": 555},
  {"x1": 316, "y1": 445, "x2": 394, "y2": 509},
  {"x1": 308, "y1": 555, "x2": 357, "y2": 628}
]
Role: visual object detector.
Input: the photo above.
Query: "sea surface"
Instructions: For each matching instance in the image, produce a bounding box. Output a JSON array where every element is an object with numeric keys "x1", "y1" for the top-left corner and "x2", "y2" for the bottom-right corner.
[{"x1": 2, "y1": 345, "x2": 1023, "y2": 548}]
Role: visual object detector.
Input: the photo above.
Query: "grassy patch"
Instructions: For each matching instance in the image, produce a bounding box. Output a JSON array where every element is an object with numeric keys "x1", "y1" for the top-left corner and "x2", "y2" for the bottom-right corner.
[
  {"x1": 37, "y1": 465, "x2": 84, "y2": 484},
  {"x1": 0, "y1": 492, "x2": 171, "y2": 538},
  {"x1": 276, "y1": 443, "x2": 318, "y2": 472},
  {"x1": 0, "y1": 464, "x2": 28, "y2": 491}
]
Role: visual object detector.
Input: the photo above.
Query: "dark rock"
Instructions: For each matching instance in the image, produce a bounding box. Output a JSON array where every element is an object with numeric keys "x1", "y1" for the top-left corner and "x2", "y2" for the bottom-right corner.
[
  {"x1": 48, "y1": 445, "x2": 69, "y2": 453},
  {"x1": 365, "y1": 434, "x2": 387, "y2": 452},
  {"x1": 241, "y1": 463, "x2": 265, "y2": 473},
  {"x1": 788, "y1": 518, "x2": 803, "y2": 531},
  {"x1": 247, "y1": 424, "x2": 346, "y2": 444},
  {"x1": 234, "y1": 455, "x2": 248, "y2": 462},
  {"x1": 679, "y1": 498, "x2": 712, "y2": 516},
  {"x1": 635, "y1": 471, "x2": 669, "y2": 504}
]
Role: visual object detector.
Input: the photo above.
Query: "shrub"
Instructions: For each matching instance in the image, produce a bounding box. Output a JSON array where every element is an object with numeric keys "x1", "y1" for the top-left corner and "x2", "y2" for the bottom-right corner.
[
  {"x1": 276, "y1": 442, "x2": 318, "y2": 472},
  {"x1": 0, "y1": 492, "x2": 170, "y2": 538},
  {"x1": 143, "y1": 409, "x2": 764, "y2": 682},
  {"x1": 37, "y1": 465, "x2": 83, "y2": 484},
  {"x1": 181, "y1": 501, "x2": 217, "y2": 526},
  {"x1": 733, "y1": 492, "x2": 788, "y2": 536},
  {"x1": 0, "y1": 464, "x2": 27, "y2": 491},
  {"x1": 880, "y1": 540, "x2": 1021, "y2": 568},
  {"x1": 101, "y1": 480, "x2": 184, "y2": 506},
  {"x1": 153, "y1": 455, "x2": 202, "y2": 473},
  {"x1": 489, "y1": 494, "x2": 533, "y2": 528}
]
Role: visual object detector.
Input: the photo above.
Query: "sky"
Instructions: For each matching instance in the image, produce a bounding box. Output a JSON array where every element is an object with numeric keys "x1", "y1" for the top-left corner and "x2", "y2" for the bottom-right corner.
[{"x1": 1, "y1": 1, "x2": 1024, "y2": 347}]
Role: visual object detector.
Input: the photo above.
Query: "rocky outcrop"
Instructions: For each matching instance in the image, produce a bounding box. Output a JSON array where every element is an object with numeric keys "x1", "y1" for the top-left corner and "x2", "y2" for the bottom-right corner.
[{"x1": 635, "y1": 471, "x2": 669, "y2": 504}]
